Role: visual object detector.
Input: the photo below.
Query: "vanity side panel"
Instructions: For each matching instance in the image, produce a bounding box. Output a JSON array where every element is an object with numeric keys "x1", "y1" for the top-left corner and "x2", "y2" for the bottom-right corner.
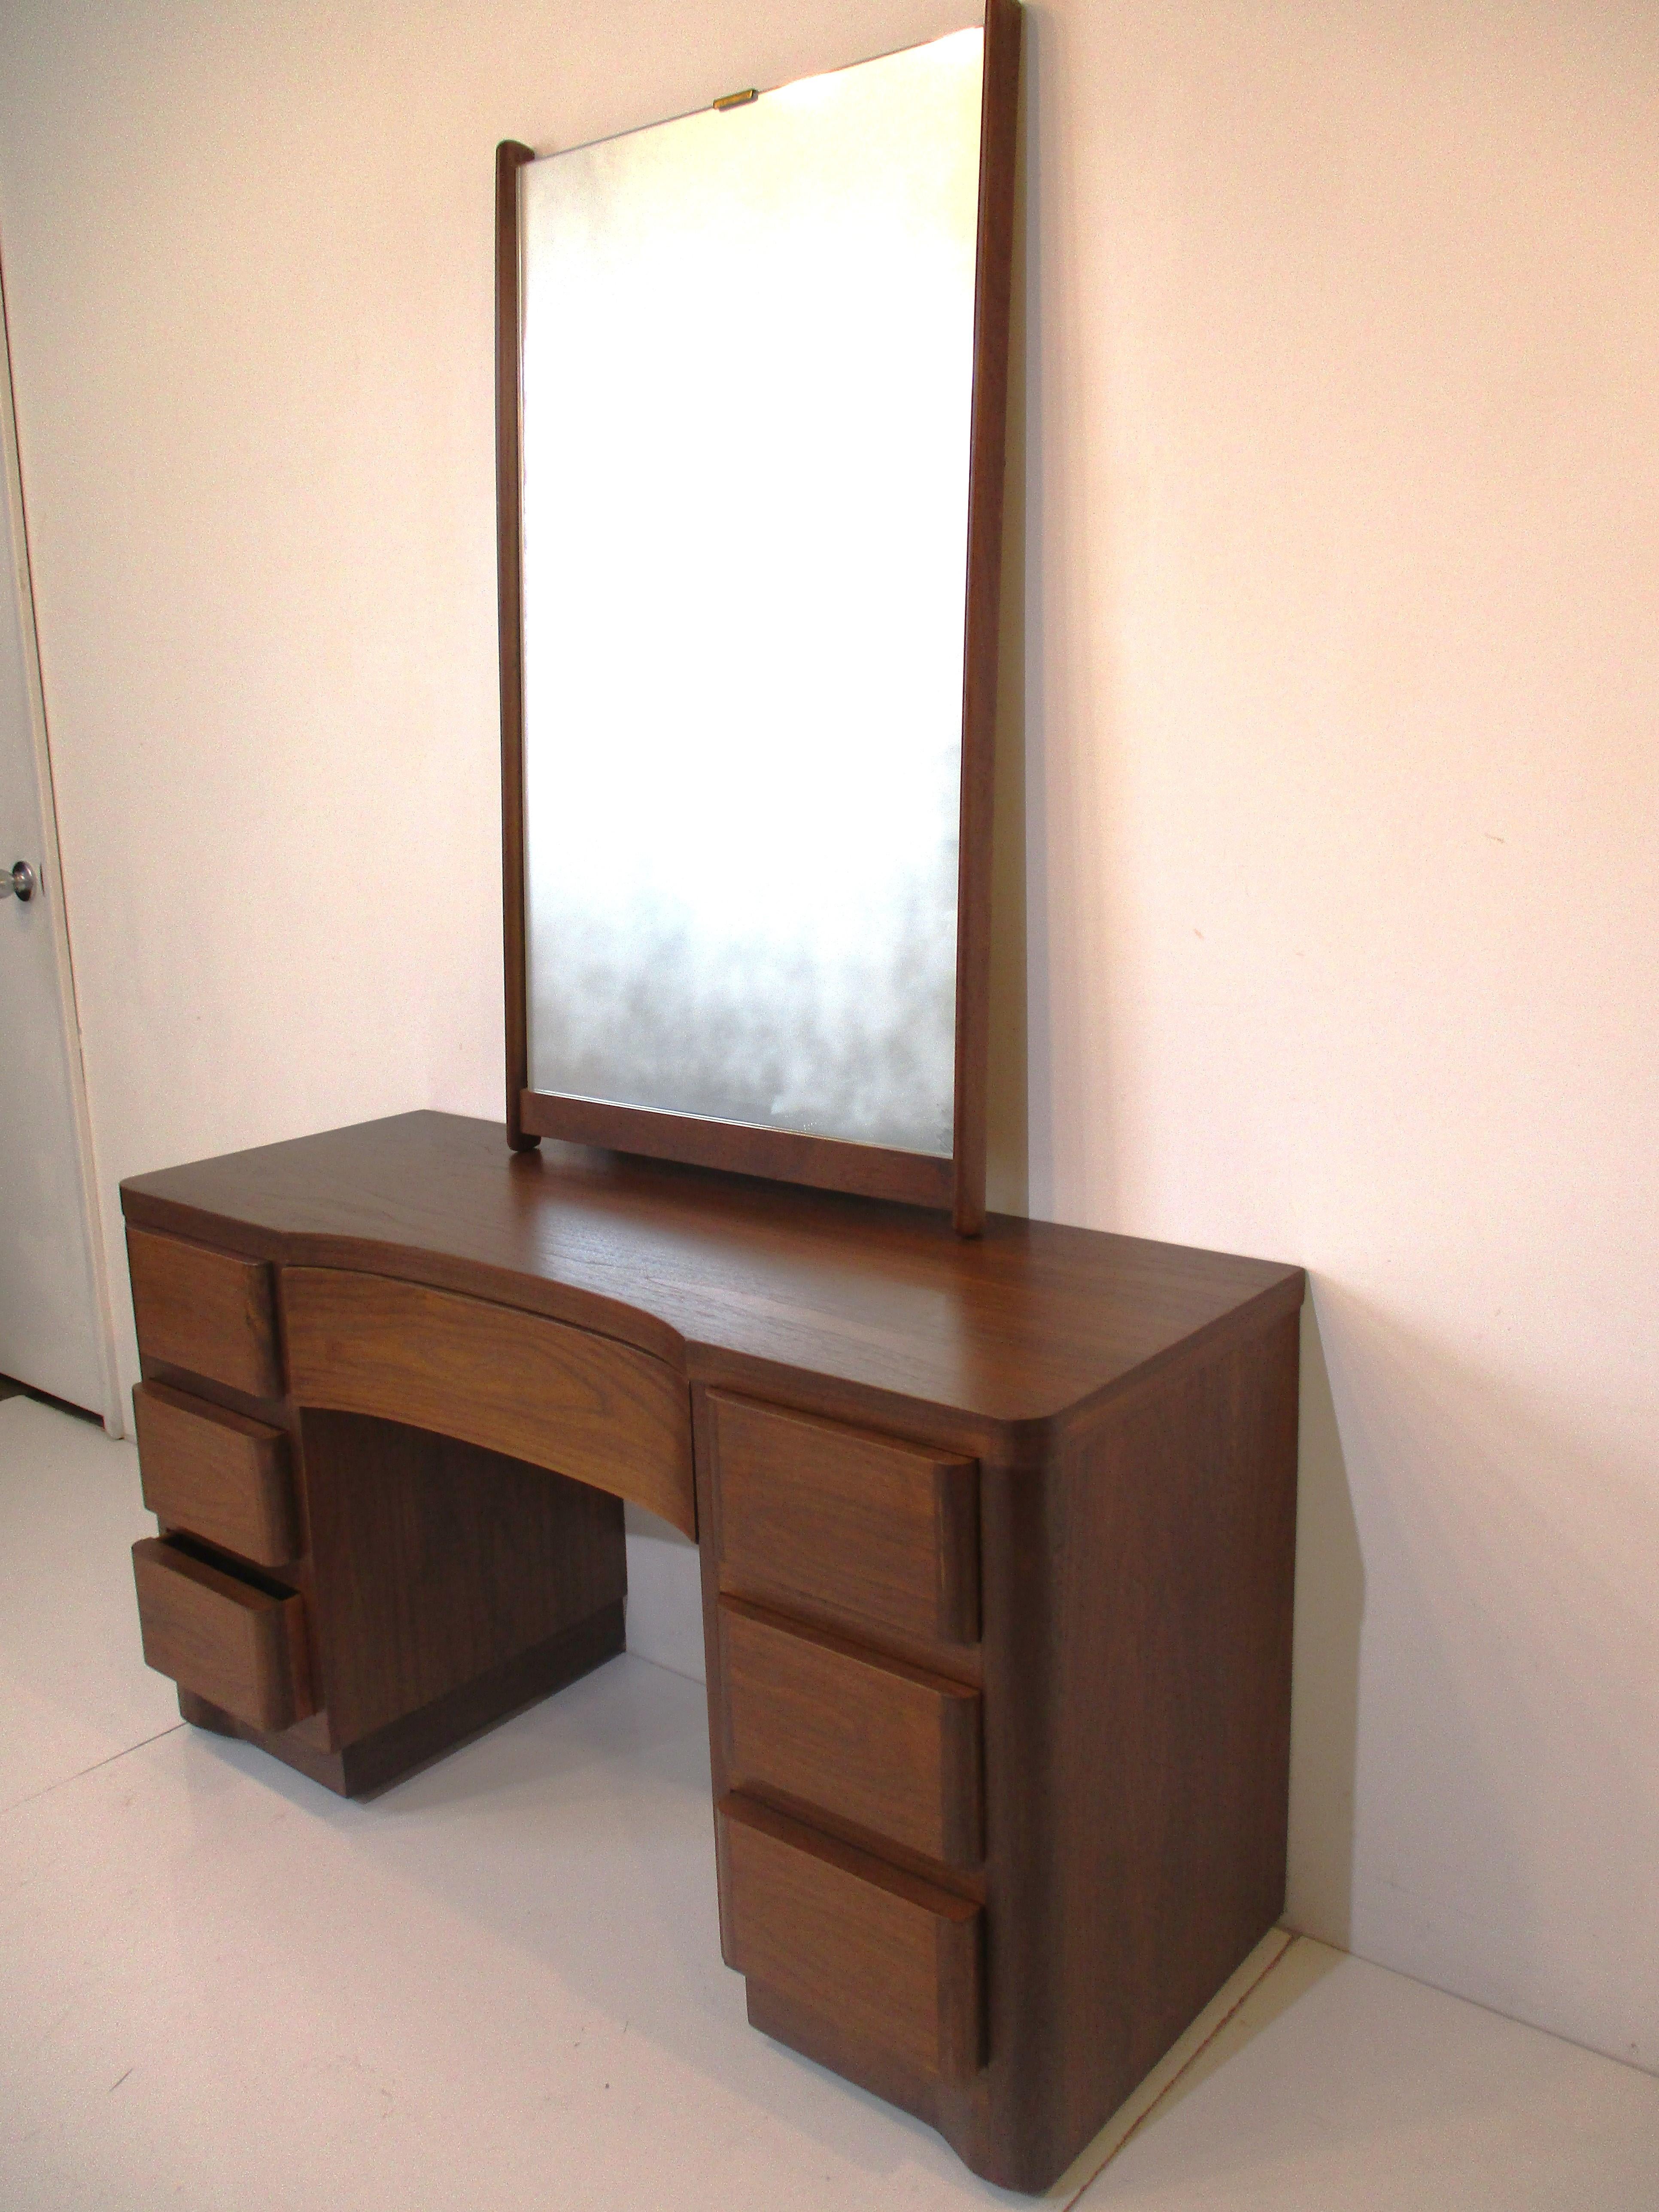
[{"x1": 973, "y1": 1307, "x2": 1301, "y2": 2187}]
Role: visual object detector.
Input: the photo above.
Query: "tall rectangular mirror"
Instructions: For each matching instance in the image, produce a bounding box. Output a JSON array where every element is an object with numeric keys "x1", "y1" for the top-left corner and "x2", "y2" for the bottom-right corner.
[{"x1": 499, "y1": 3, "x2": 1018, "y2": 1231}]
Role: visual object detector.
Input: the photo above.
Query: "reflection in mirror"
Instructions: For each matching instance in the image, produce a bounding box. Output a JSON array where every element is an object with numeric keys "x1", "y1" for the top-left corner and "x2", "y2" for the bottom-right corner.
[{"x1": 519, "y1": 29, "x2": 984, "y2": 1158}]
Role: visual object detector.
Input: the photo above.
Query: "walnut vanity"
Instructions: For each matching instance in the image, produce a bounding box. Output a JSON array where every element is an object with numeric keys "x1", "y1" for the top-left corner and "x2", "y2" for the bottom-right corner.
[
  {"x1": 123, "y1": 1110, "x2": 1300, "y2": 2192},
  {"x1": 121, "y1": 9, "x2": 1304, "y2": 2190}
]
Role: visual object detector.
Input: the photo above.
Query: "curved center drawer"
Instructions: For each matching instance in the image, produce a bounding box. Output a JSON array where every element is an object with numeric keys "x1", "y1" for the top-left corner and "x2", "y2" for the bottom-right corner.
[{"x1": 281, "y1": 1269, "x2": 694, "y2": 1536}]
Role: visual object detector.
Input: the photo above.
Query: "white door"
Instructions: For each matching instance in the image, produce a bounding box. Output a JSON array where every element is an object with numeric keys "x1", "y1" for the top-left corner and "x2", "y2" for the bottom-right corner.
[{"x1": 0, "y1": 269, "x2": 118, "y2": 1426}]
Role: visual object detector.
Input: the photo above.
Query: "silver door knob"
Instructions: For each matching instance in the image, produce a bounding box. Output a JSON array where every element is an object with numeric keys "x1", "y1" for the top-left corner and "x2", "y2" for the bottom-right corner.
[{"x1": 4, "y1": 861, "x2": 35, "y2": 902}]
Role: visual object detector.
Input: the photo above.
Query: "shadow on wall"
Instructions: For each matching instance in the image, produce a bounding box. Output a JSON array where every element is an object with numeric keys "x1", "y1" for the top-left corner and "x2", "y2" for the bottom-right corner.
[
  {"x1": 1293, "y1": 1290, "x2": 1659, "y2": 2070},
  {"x1": 1285, "y1": 1287, "x2": 1364, "y2": 1948}
]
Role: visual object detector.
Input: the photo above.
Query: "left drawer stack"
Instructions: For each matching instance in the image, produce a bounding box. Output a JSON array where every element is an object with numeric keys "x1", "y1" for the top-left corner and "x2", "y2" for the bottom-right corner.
[{"x1": 126, "y1": 1229, "x2": 314, "y2": 1732}]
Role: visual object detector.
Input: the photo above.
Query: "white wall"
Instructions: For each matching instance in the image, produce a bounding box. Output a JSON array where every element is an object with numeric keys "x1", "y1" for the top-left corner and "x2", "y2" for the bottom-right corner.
[
  {"x1": 1, "y1": 0, "x2": 1654, "y2": 2080},
  {"x1": 1013, "y1": 0, "x2": 1659, "y2": 2073}
]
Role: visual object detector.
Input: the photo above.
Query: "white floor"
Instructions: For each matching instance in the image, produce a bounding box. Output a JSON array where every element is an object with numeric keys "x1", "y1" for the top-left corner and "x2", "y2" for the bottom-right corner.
[{"x1": 2, "y1": 1393, "x2": 1655, "y2": 2210}]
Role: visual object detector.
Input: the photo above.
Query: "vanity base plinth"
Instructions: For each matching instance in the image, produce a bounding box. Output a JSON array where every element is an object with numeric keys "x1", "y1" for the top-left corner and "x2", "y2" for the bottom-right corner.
[{"x1": 177, "y1": 1598, "x2": 627, "y2": 1798}]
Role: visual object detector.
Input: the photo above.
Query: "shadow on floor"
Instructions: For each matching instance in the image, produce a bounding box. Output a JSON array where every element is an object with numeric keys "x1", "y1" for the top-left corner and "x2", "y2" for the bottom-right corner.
[{"x1": 0, "y1": 1372, "x2": 102, "y2": 1420}]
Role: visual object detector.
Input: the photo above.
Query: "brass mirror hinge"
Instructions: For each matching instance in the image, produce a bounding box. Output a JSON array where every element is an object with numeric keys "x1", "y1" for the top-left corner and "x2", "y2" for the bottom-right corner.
[{"x1": 713, "y1": 88, "x2": 758, "y2": 112}]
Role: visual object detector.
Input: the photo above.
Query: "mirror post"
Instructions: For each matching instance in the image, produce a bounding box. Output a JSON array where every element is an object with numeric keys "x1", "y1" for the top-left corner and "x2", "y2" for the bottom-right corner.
[
  {"x1": 497, "y1": 137, "x2": 540, "y2": 1152},
  {"x1": 953, "y1": 0, "x2": 1023, "y2": 1235}
]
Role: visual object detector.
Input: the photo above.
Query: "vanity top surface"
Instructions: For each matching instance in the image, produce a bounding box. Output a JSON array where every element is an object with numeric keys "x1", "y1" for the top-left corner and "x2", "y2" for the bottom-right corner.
[{"x1": 122, "y1": 1110, "x2": 1302, "y2": 1444}]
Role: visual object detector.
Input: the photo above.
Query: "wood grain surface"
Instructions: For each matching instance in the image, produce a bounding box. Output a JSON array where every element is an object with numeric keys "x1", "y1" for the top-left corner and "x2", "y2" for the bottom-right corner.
[
  {"x1": 717, "y1": 1793, "x2": 982, "y2": 2083},
  {"x1": 132, "y1": 1536, "x2": 312, "y2": 1730},
  {"x1": 128, "y1": 1227, "x2": 282, "y2": 1399},
  {"x1": 119, "y1": 1103, "x2": 1306, "y2": 2185},
  {"x1": 952, "y1": 0, "x2": 1023, "y2": 1236},
  {"x1": 711, "y1": 1392, "x2": 979, "y2": 1645},
  {"x1": 520, "y1": 1091, "x2": 954, "y2": 1211},
  {"x1": 177, "y1": 1601, "x2": 624, "y2": 1798},
  {"x1": 495, "y1": 138, "x2": 538, "y2": 1152},
  {"x1": 720, "y1": 1598, "x2": 982, "y2": 1869},
  {"x1": 964, "y1": 1311, "x2": 1303, "y2": 2186},
  {"x1": 120, "y1": 1109, "x2": 1304, "y2": 1452},
  {"x1": 282, "y1": 1267, "x2": 694, "y2": 1535},
  {"x1": 298, "y1": 1411, "x2": 628, "y2": 1747},
  {"x1": 134, "y1": 1380, "x2": 298, "y2": 1566}
]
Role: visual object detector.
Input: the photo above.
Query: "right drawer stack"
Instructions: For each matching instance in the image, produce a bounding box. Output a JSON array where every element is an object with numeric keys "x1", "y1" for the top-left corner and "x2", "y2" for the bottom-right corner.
[{"x1": 707, "y1": 1391, "x2": 985, "y2": 2087}]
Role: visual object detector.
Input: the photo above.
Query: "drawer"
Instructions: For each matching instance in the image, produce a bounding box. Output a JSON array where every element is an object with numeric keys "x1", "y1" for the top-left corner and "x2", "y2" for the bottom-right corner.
[
  {"x1": 717, "y1": 1794, "x2": 982, "y2": 2082},
  {"x1": 132, "y1": 1537, "x2": 313, "y2": 1731},
  {"x1": 720, "y1": 1598, "x2": 981, "y2": 1868},
  {"x1": 709, "y1": 1393, "x2": 978, "y2": 1644},
  {"x1": 134, "y1": 1381, "x2": 298, "y2": 1566},
  {"x1": 128, "y1": 1228, "x2": 281, "y2": 1399},
  {"x1": 282, "y1": 1269, "x2": 695, "y2": 1536}
]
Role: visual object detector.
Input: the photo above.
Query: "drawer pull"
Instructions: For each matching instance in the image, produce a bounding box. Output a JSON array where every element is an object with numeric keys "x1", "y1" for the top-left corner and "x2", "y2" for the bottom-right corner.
[
  {"x1": 718, "y1": 1795, "x2": 982, "y2": 2082},
  {"x1": 134, "y1": 1382, "x2": 297, "y2": 1566},
  {"x1": 132, "y1": 1537, "x2": 313, "y2": 1731},
  {"x1": 720, "y1": 1599, "x2": 981, "y2": 1867},
  {"x1": 711, "y1": 1393, "x2": 978, "y2": 1644}
]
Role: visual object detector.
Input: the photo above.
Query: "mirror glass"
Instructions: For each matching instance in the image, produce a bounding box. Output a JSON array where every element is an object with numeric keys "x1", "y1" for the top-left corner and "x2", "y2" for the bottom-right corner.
[{"x1": 519, "y1": 27, "x2": 983, "y2": 1158}]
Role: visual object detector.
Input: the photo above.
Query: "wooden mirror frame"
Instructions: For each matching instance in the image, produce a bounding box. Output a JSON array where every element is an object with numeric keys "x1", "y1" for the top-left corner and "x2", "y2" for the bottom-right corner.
[{"x1": 496, "y1": 1, "x2": 1020, "y2": 1234}]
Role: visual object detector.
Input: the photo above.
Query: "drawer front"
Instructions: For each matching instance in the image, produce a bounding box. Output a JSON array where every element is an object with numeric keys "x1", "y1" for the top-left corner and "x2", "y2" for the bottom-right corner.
[
  {"x1": 710, "y1": 1393, "x2": 978, "y2": 1644},
  {"x1": 128, "y1": 1228, "x2": 281, "y2": 1399},
  {"x1": 717, "y1": 1795, "x2": 981, "y2": 2082},
  {"x1": 720, "y1": 1599, "x2": 981, "y2": 1868},
  {"x1": 134, "y1": 1381, "x2": 298, "y2": 1566},
  {"x1": 282, "y1": 1268, "x2": 695, "y2": 1537},
  {"x1": 132, "y1": 1537, "x2": 313, "y2": 1731}
]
